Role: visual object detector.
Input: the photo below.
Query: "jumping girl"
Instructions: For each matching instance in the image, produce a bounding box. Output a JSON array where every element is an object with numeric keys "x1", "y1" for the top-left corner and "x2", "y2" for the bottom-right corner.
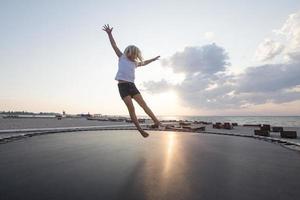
[{"x1": 102, "y1": 24, "x2": 162, "y2": 138}]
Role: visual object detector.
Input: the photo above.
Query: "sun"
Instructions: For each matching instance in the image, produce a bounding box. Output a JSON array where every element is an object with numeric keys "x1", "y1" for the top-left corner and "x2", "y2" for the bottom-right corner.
[{"x1": 136, "y1": 90, "x2": 180, "y2": 115}]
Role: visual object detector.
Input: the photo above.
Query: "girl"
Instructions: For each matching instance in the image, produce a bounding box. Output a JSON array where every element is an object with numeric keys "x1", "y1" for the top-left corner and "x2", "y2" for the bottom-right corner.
[{"x1": 102, "y1": 24, "x2": 161, "y2": 138}]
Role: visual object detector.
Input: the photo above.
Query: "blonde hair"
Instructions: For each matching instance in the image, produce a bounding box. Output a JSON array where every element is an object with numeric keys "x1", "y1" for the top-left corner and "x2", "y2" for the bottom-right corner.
[{"x1": 124, "y1": 45, "x2": 143, "y2": 62}]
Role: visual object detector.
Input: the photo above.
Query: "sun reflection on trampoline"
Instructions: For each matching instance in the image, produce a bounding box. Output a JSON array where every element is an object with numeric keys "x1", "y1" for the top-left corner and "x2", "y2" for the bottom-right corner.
[{"x1": 163, "y1": 132, "x2": 176, "y2": 177}]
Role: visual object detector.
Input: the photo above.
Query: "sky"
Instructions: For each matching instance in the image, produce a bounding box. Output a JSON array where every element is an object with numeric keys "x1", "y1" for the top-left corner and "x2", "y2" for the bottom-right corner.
[{"x1": 0, "y1": 0, "x2": 300, "y2": 116}]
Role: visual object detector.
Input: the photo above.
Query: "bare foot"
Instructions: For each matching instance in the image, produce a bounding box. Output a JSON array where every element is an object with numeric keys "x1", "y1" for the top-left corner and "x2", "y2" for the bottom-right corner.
[
  {"x1": 150, "y1": 122, "x2": 163, "y2": 128},
  {"x1": 139, "y1": 129, "x2": 149, "y2": 138},
  {"x1": 156, "y1": 120, "x2": 163, "y2": 125}
]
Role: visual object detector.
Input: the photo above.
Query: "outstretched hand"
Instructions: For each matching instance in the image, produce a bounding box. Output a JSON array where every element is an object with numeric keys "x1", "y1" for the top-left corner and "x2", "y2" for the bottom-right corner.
[
  {"x1": 102, "y1": 24, "x2": 113, "y2": 34},
  {"x1": 153, "y1": 56, "x2": 160, "y2": 61}
]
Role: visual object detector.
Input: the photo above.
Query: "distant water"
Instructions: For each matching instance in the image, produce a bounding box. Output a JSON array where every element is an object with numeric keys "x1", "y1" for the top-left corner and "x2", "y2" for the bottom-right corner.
[
  {"x1": 1, "y1": 115, "x2": 300, "y2": 128},
  {"x1": 156, "y1": 116, "x2": 300, "y2": 127}
]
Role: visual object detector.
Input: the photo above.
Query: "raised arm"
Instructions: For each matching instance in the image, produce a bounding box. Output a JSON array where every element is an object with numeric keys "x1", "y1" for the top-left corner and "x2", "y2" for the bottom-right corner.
[
  {"x1": 137, "y1": 56, "x2": 160, "y2": 67},
  {"x1": 102, "y1": 24, "x2": 122, "y2": 58}
]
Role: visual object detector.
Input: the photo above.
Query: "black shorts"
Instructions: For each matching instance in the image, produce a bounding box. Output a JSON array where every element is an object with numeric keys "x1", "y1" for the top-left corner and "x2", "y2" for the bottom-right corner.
[{"x1": 118, "y1": 82, "x2": 141, "y2": 99}]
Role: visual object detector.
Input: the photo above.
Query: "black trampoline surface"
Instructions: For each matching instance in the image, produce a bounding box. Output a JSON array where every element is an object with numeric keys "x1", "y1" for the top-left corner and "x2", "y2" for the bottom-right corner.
[{"x1": 0, "y1": 130, "x2": 299, "y2": 200}]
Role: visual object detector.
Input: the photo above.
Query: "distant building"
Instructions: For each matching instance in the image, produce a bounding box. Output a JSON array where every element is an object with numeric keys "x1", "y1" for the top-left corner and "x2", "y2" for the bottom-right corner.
[{"x1": 78, "y1": 113, "x2": 92, "y2": 118}]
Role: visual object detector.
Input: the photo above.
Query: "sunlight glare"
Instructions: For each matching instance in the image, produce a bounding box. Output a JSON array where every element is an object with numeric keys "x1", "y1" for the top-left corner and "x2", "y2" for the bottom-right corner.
[{"x1": 163, "y1": 133, "x2": 176, "y2": 176}]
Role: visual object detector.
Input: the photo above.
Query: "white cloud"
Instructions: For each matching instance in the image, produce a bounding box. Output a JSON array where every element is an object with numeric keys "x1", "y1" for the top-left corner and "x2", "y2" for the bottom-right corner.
[
  {"x1": 144, "y1": 46, "x2": 300, "y2": 110},
  {"x1": 273, "y1": 11, "x2": 300, "y2": 61},
  {"x1": 255, "y1": 39, "x2": 284, "y2": 61},
  {"x1": 279, "y1": 12, "x2": 300, "y2": 47},
  {"x1": 143, "y1": 11, "x2": 300, "y2": 111}
]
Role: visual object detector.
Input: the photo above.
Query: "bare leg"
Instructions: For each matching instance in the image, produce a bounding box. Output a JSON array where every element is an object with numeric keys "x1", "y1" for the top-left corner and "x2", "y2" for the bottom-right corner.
[
  {"x1": 133, "y1": 94, "x2": 161, "y2": 126},
  {"x1": 122, "y1": 96, "x2": 149, "y2": 138}
]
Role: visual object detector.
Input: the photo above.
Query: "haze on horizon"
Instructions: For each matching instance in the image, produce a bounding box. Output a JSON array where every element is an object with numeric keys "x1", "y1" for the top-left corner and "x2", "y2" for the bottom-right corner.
[{"x1": 1, "y1": 0, "x2": 300, "y2": 116}]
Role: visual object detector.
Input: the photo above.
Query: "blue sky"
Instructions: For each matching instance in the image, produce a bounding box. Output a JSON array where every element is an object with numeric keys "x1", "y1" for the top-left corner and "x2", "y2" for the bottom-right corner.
[{"x1": 1, "y1": 0, "x2": 300, "y2": 115}]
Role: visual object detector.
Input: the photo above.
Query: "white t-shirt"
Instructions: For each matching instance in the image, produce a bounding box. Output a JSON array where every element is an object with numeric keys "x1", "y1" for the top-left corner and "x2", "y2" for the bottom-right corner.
[{"x1": 115, "y1": 54, "x2": 137, "y2": 83}]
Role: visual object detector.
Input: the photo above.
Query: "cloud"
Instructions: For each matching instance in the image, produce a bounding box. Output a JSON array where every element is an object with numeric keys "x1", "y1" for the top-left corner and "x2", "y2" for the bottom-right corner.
[
  {"x1": 144, "y1": 48, "x2": 300, "y2": 110},
  {"x1": 273, "y1": 11, "x2": 300, "y2": 61},
  {"x1": 236, "y1": 62, "x2": 300, "y2": 93},
  {"x1": 141, "y1": 79, "x2": 173, "y2": 94},
  {"x1": 279, "y1": 12, "x2": 300, "y2": 48},
  {"x1": 161, "y1": 43, "x2": 230, "y2": 75},
  {"x1": 176, "y1": 73, "x2": 238, "y2": 109},
  {"x1": 143, "y1": 11, "x2": 300, "y2": 111},
  {"x1": 144, "y1": 44, "x2": 238, "y2": 109},
  {"x1": 254, "y1": 11, "x2": 300, "y2": 62},
  {"x1": 255, "y1": 39, "x2": 284, "y2": 61}
]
